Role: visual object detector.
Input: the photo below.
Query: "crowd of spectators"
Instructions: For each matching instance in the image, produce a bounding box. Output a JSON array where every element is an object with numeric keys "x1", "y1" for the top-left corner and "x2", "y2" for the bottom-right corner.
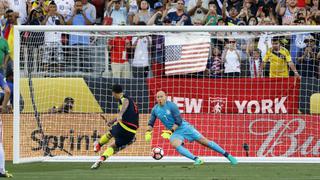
[{"x1": 0, "y1": 0, "x2": 318, "y2": 80}]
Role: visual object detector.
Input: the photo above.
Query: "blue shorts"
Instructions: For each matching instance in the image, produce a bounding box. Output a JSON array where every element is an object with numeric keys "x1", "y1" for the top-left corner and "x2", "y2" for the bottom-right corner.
[{"x1": 170, "y1": 125, "x2": 203, "y2": 143}]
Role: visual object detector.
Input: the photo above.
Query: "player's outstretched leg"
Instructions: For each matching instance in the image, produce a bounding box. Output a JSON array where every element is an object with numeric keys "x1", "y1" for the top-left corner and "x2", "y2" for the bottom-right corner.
[
  {"x1": 197, "y1": 137, "x2": 238, "y2": 165},
  {"x1": 93, "y1": 133, "x2": 112, "y2": 152},
  {"x1": 0, "y1": 171, "x2": 13, "y2": 178},
  {"x1": 91, "y1": 146, "x2": 115, "y2": 169},
  {"x1": 171, "y1": 139, "x2": 203, "y2": 165}
]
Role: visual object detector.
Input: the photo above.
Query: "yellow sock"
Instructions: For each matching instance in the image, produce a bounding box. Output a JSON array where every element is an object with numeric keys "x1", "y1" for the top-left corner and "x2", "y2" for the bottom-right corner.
[
  {"x1": 102, "y1": 147, "x2": 114, "y2": 158},
  {"x1": 99, "y1": 133, "x2": 111, "y2": 145}
]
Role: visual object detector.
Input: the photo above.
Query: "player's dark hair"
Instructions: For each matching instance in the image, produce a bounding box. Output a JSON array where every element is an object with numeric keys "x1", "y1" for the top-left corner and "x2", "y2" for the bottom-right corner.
[
  {"x1": 49, "y1": 1, "x2": 56, "y2": 5},
  {"x1": 5, "y1": 9, "x2": 14, "y2": 14},
  {"x1": 272, "y1": 36, "x2": 280, "y2": 42},
  {"x1": 112, "y1": 84, "x2": 123, "y2": 93}
]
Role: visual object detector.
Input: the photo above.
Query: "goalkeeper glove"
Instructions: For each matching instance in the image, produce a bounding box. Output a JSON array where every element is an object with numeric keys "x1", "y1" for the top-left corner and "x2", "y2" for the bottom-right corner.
[
  {"x1": 161, "y1": 130, "x2": 173, "y2": 139},
  {"x1": 145, "y1": 131, "x2": 152, "y2": 142}
]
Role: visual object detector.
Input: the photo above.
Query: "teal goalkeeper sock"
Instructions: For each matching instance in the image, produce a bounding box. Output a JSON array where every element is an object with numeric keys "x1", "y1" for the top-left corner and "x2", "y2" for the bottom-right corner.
[
  {"x1": 208, "y1": 141, "x2": 227, "y2": 156},
  {"x1": 176, "y1": 145, "x2": 196, "y2": 161}
]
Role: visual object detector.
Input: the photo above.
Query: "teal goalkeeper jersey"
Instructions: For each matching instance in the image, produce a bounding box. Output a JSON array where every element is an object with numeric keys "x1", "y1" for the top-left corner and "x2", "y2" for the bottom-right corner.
[{"x1": 148, "y1": 101, "x2": 190, "y2": 130}]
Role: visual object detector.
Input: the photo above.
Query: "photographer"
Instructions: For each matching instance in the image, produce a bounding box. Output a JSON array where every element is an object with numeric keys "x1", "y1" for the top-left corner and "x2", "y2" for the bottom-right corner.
[
  {"x1": 105, "y1": 0, "x2": 129, "y2": 25},
  {"x1": 49, "y1": 97, "x2": 75, "y2": 113},
  {"x1": 66, "y1": 0, "x2": 94, "y2": 72},
  {"x1": 66, "y1": 0, "x2": 93, "y2": 25}
]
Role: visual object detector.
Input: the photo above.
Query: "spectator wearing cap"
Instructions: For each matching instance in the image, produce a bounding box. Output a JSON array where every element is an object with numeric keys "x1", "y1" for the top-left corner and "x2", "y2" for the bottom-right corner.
[
  {"x1": 105, "y1": 0, "x2": 129, "y2": 25},
  {"x1": 167, "y1": 0, "x2": 192, "y2": 25},
  {"x1": 297, "y1": 35, "x2": 319, "y2": 78},
  {"x1": 133, "y1": 0, "x2": 153, "y2": 24},
  {"x1": 147, "y1": 2, "x2": 166, "y2": 25},
  {"x1": 204, "y1": 1, "x2": 221, "y2": 25},
  {"x1": 222, "y1": 0, "x2": 240, "y2": 25},
  {"x1": 187, "y1": 0, "x2": 208, "y2": 22},
  {"x1": 41, "y1": 1, "x2": 65, "y2": 71},
  {"x1": 276, "y1": 0, "x2": 298, "y2": 25}
]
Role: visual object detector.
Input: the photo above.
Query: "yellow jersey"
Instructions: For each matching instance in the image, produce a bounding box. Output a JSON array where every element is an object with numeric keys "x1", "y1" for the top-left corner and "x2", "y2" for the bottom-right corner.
[
  {"x1": 32, "y1": 0, "x2": 51, "y2": 14},
  {"x1": 263, "y1": 47, "x2": 292, "y2": 77}
]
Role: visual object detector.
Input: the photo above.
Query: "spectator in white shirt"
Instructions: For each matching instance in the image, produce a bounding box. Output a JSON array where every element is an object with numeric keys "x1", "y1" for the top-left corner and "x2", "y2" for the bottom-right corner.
[
  {"x1": 41, "y1": 1, "x2": 64, "y2": 70},
  {"x1": 131, "y1": 22, "x2": 152, "y2": 78},
  {"x1": 55, "y1": 0, "x2": 74, "y2": 20},
  {"x1": 222, "y1": 38, "x2": 241, "y2": 77}
]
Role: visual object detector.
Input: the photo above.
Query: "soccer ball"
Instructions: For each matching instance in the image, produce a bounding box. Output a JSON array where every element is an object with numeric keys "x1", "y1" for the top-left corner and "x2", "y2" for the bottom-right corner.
[{"x1": 151, "y1": 147, "x2": 164, "y2": 160}]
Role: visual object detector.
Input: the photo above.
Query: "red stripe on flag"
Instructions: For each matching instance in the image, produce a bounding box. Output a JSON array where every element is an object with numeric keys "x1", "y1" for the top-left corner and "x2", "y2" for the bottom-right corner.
[
  {"x1": 182, "y1": 42, "x2": 210, "y2": 47},
  {"x1": 165, "y1": 60, "x2": 208, "y2": 66},
  {"x1": 165, "y1": 65, "x2": 207, "y2": 71}
]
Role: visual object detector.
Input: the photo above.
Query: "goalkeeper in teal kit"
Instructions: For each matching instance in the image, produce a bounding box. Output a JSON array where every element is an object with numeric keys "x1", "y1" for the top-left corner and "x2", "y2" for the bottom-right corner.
[{"x1": 145, "y1": 91, "x2": 238, "y2": 165}]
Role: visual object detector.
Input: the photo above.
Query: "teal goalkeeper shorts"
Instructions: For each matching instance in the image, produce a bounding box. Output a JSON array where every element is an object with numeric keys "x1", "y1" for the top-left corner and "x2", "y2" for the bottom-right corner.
[{"x1": 170, "y1": 124, "x2": 203, "y2": 143}]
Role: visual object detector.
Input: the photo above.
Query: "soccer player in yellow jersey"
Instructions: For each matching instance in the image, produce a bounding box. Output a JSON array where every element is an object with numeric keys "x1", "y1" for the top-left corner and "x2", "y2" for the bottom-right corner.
[
  {"x1": 263, "y1": 37, "x2": 300, "y2": 78},
  {"x1": 91, "y1": 85, "x2": 139, "y2": 169}
]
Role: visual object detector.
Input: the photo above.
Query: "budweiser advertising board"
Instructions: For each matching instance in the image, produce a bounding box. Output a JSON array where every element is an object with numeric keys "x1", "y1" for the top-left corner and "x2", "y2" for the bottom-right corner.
[{"x1": 151, "y1": 114, "x2": 320, "y2": 157}]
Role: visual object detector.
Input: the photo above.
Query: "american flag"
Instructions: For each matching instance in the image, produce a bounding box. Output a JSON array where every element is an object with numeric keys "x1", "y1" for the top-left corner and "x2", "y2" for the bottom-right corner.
[{"x1": 165, "y1": 33, "x2": 210, "y2": 75}]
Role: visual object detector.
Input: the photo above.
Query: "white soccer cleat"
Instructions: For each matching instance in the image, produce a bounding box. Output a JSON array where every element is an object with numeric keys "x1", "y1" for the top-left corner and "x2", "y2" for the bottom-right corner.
[
  {"x1": 93, "y1": 141, "x2": 101, "y2": 153},
  {"x1": 91, "y1": 160, "x2": 103, "y2": 170}
]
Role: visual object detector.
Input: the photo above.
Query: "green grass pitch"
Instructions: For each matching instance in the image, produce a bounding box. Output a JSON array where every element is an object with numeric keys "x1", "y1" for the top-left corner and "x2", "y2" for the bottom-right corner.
[{"x1": 6, "y1": 162, "x2": 320, "y2": 180}]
